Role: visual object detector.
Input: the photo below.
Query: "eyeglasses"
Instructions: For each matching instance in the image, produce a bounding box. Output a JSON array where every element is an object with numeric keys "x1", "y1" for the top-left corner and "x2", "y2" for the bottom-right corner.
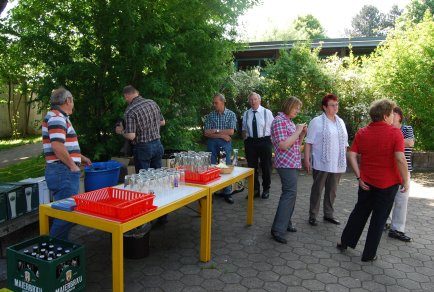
[{"x1": 327, "y1": 103, "x2": 339, "y2": 107}]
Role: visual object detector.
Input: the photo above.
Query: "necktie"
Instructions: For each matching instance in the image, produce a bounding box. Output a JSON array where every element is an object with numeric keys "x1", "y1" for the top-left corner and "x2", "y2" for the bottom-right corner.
[{"x1": 252, "y1": 111, "x2": 258, "y2": 138}]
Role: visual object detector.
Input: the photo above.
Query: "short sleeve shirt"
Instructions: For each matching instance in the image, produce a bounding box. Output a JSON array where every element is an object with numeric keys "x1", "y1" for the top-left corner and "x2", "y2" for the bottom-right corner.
[
  {"x1": 351, "y1": 122, "x2": 404, "y2": 188},
  {"x1": 242, "y1": 105, "x2": 274, "y2": 138},
  {"x1": 305, "y1": 115, "x2": 348, "y2": 173},
  {"x1": 124, "y1": 96, "x2": 164, "y2": 144},
  {"x1": 204, "y1": 108, "x2": 237, "y2": 131},
  {"x1": 42, "y1": 109, "x2": 81, "y2": 164},
  {"x1": 271, "y1": 112, "x2": 302, "y2": 169},
  {"x1": 401, "y1": 125, "x2": 414, "y2": 172}
]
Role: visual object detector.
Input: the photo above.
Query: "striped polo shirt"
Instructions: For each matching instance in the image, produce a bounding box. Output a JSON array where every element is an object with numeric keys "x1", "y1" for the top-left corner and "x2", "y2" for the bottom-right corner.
[
  {"x1": 401, "y1": 125, "x2": 414, "y2": 172},
  {"x1": 42, "y1": 109, "x2": 81, "y2": 164}
]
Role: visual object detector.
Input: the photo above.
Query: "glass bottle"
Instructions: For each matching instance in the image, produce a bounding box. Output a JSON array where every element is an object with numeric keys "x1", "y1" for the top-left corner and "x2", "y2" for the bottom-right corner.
[
  {"x1": 219, "y1": 147, "x2": 226, "y2": 165},
  {"x1": 232, "y1": 149, "x2": 238, "y2": 166}
]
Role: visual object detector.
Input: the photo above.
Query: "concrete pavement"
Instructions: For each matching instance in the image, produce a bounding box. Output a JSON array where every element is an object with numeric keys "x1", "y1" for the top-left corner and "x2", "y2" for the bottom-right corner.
[
  {"x1": 2, "y1": 143, "x2": 434, "y2": 291},
  {"x1": 3, "y1": 170, "x2": 433, "y2": 291},
  {"x1": 0, "y1": 143, "x2": 42, "y2": 168}
]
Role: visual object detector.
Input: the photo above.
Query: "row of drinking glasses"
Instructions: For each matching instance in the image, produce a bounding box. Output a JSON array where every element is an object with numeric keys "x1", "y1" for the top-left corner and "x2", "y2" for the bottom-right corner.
[
  {"x1": 123, "y1": 168, "x2": 185, "y2": 196},
  {"x1": 173, "y1": 151, "x2": 212, "y2": 173}
]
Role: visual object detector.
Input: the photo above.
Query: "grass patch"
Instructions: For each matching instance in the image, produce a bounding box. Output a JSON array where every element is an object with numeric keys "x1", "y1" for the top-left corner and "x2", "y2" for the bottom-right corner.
[
  {"x1": 0, "y1": 155, "x2": 45, "y2": 182},
  {"x1": 0, "y1": 135, "x2": 42, "y2": 151}
]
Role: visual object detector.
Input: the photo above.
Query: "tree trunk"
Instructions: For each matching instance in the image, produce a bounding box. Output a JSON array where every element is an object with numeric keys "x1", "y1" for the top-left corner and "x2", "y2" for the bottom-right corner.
[{"x1": 7, "y1": 81, "x2": 12, "y2": 135}]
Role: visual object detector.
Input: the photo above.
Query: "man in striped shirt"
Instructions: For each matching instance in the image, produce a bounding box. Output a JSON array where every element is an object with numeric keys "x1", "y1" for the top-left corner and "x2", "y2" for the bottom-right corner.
[
  {"x1": 204, "y1": 93, "x2": 237, "y2": 204},
  {"x1": 42, "y1": 87, "x2": 91, "y2": 240}
]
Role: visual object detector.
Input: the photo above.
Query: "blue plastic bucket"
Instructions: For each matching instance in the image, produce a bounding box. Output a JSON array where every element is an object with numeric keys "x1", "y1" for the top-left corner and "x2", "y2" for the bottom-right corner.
[{"x1": 84, "y1": 160, "x2": 122, "y2": 192}]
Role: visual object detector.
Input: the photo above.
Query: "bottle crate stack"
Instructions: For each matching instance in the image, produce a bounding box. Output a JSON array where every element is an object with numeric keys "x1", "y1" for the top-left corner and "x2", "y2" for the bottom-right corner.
[{"x1": 7, "y1": 235, "x2": 85, "y2": 292}]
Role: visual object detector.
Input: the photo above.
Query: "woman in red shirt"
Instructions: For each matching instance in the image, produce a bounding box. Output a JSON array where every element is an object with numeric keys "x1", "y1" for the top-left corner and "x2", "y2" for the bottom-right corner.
[{"x1": 337, "y1": 99, "x2": 409, "y2": 262}]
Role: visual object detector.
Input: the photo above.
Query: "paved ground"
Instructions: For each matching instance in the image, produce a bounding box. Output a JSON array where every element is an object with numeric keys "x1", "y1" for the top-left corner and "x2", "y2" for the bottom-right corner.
[
  {"x1": 0, "y1": 143, "x2": 42, "y2": 168},
  {"x1": 2, "y1": 145, "x2": 434, "y2": 291},
  {"x1": 2, "y1": 169, "x2": 434, "y2": 291}
]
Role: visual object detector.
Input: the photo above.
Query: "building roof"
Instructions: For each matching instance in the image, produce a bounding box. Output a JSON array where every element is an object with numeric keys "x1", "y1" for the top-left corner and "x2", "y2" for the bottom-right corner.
[
  {"x1": 233, "y1": 37, "x2": 386, "y2": 70},
  {"x1": 236, "y1": 37, "x2": 386, "y2": 52}
]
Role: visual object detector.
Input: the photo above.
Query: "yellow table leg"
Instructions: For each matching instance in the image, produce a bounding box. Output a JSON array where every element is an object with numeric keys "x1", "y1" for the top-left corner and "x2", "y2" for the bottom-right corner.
[
  {"x1": 247, "y1": 174, "x2": 254, "y2": 225},
  {"x1": 200, "y1": 192, "x2": 211, "y2": 262},
  {"x1": 112, "y1": 228, "x2": 124, "y2": 292},
  {"x1": 39, "y1": 207, "x2": 50, "y2": 234}
]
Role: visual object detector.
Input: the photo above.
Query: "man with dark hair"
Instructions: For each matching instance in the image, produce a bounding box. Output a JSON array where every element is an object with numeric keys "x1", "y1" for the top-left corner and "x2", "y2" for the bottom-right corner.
[
  {"x1": 116, "y1": 85, "x2": 167, "y2": 224},
  {"x1": 204, "y1": 93, "x2": 237, "y2": 204},
  {"x1": 42, "y1": 87, "x2": 91, "y2": 240},
  {"x1": 116, "y1": 85, "x2": 165, "y2": 173}
]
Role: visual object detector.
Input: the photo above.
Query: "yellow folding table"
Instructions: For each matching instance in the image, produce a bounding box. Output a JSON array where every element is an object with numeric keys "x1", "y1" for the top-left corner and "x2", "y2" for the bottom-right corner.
[
  {"x1": 187, "y1": 166, "x2": 255, "y2": 225},
  {"x1": 39, "y1": 185, "x2": 211, "y2": 292}
]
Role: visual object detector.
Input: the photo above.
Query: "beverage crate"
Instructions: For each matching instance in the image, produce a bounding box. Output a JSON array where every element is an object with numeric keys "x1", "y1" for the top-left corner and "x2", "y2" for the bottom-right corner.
[
  {"x1": 72, "y1": 187, "x2": 157, "y2": 222},
  {"x1": 7, "y1": 235, "x2": 85, "y2": 292},
  {"x1": 184, "y1": 168, "x2": 221, "y2": 184}
]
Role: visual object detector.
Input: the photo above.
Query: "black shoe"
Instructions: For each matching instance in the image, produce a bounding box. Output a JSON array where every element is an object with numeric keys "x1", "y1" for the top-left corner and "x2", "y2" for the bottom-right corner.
[
  {"x1": 287, "y1": 226, "x2": 297, "y2": 232},
  {"x1": 308, "y1": 218, "x2": 317, "y2": 226},
  {"x1": 261, "y1": 190, "x2": 270, "y2": 199},
  {"x1": 324, "y1": 217, "x2": 340, "y2": 225},
  {"x1": 336, "y1": 242, "x2": 347, "y2": 251},
  {"x1": 389, "y1": 230, "x2": 412, "y2": 242},
  {"x1": 224, "y1": 196, "x2": 234, "y2": 204},
  {"x1": 271, "y1": 231, "x2": 287, "y2": 244},
  {"x1": 361, "y1": 255, "x2": 377, "y2": 262}
]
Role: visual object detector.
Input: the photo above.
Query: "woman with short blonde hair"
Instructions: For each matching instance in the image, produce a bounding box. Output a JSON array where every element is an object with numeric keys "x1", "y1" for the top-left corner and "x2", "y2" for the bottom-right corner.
[{"x1": 270, "y1": 96, "x2": 307, "y2": 244}]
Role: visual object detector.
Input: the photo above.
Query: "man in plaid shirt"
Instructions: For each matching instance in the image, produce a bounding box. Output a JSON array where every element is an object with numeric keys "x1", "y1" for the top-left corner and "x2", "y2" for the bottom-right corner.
[
  {"x1": 204, "y1": 93, "x2": 237, "y2": 204},
  {"x1": 116, "y1": 85, "x2": 165, "y2": 173}
]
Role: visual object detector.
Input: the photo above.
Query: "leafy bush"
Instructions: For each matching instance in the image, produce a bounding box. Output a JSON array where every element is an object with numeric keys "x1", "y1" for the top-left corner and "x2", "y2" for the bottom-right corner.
[
  {"x1": 367, "y1": 16, "x2": 434, "y2": 150},
  {"x1": 264, "y1": 43, "x2": 333, "y2": 117}
]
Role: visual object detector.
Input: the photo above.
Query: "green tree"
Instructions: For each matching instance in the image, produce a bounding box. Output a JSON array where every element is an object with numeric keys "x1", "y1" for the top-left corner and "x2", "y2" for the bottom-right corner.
[
  {"x1": 323, "y1": 52, "x2": 375, "y2": 141},
  {"x1": 403, "y1": 0, "x2": 434, "y2": 23},
  {"x1": 220, "y1": 67, "x2": 267, "y2": 134},
  {"x1": 264, "y1": 42, "x2": 332, "y2": 117},
  {"x1": 1, "y1": 0, "x2": 258, "y2": 159},
  {"x1": 347, "y1": 5, "x2": 385, "y2": 37},
  {"x1": 382, "y1": 5, "x2": 404, "y2": 34},
  {"x1": 367, "y1": 16, "x2": 434, "y2": 149},
  {"x1": 257, "y1": 15, "x2": 326, "y2": 41},
  {"x1": 292, "y1": 15, "x2": 326, "y2": 40}
]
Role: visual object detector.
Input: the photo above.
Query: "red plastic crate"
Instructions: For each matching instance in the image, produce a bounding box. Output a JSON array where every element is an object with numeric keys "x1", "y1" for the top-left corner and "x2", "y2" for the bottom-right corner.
[
  {"x1": 72, "y1": 187, "x2": 157, "y2": 222},
  {"x1": 184, "y1": 168, "x2": 221, "y2": 184}
]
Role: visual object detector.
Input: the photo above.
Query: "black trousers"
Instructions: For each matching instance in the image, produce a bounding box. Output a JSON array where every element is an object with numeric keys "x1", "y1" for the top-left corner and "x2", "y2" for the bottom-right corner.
[
  {"x1": 244, "y1": 137, "x2": 272, "y2": 192},
  {"x1": 341, "y1": 183, "x2": 399, "y2": 260}
]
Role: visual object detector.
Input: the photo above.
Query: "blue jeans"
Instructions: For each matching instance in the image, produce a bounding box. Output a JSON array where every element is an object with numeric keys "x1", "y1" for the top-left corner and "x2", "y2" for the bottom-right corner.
[
  {"x1": 272, "y1": 168, "x2": 298, "y2": 234},
  {"x1": 45, "y1": 162, "x2": 81, "y2": 240},
  {"x1": 207, "y1": 138, "x2": 232, "y2": 196},
  {"x1": 134, "y1": 139, "x2": 164, "y2": 173}
]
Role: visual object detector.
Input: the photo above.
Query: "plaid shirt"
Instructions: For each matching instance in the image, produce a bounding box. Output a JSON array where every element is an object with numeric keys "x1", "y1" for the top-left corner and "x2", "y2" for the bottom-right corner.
[
  {"x1": 204, "y1": 108, "x2": 237, "y2": 131},
  {"x1": 124, "y1": 96, "x2": 164, "y2": 144},
  {"x1": 271, "y1": 112, "x2": 302, "y2": 169}
]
